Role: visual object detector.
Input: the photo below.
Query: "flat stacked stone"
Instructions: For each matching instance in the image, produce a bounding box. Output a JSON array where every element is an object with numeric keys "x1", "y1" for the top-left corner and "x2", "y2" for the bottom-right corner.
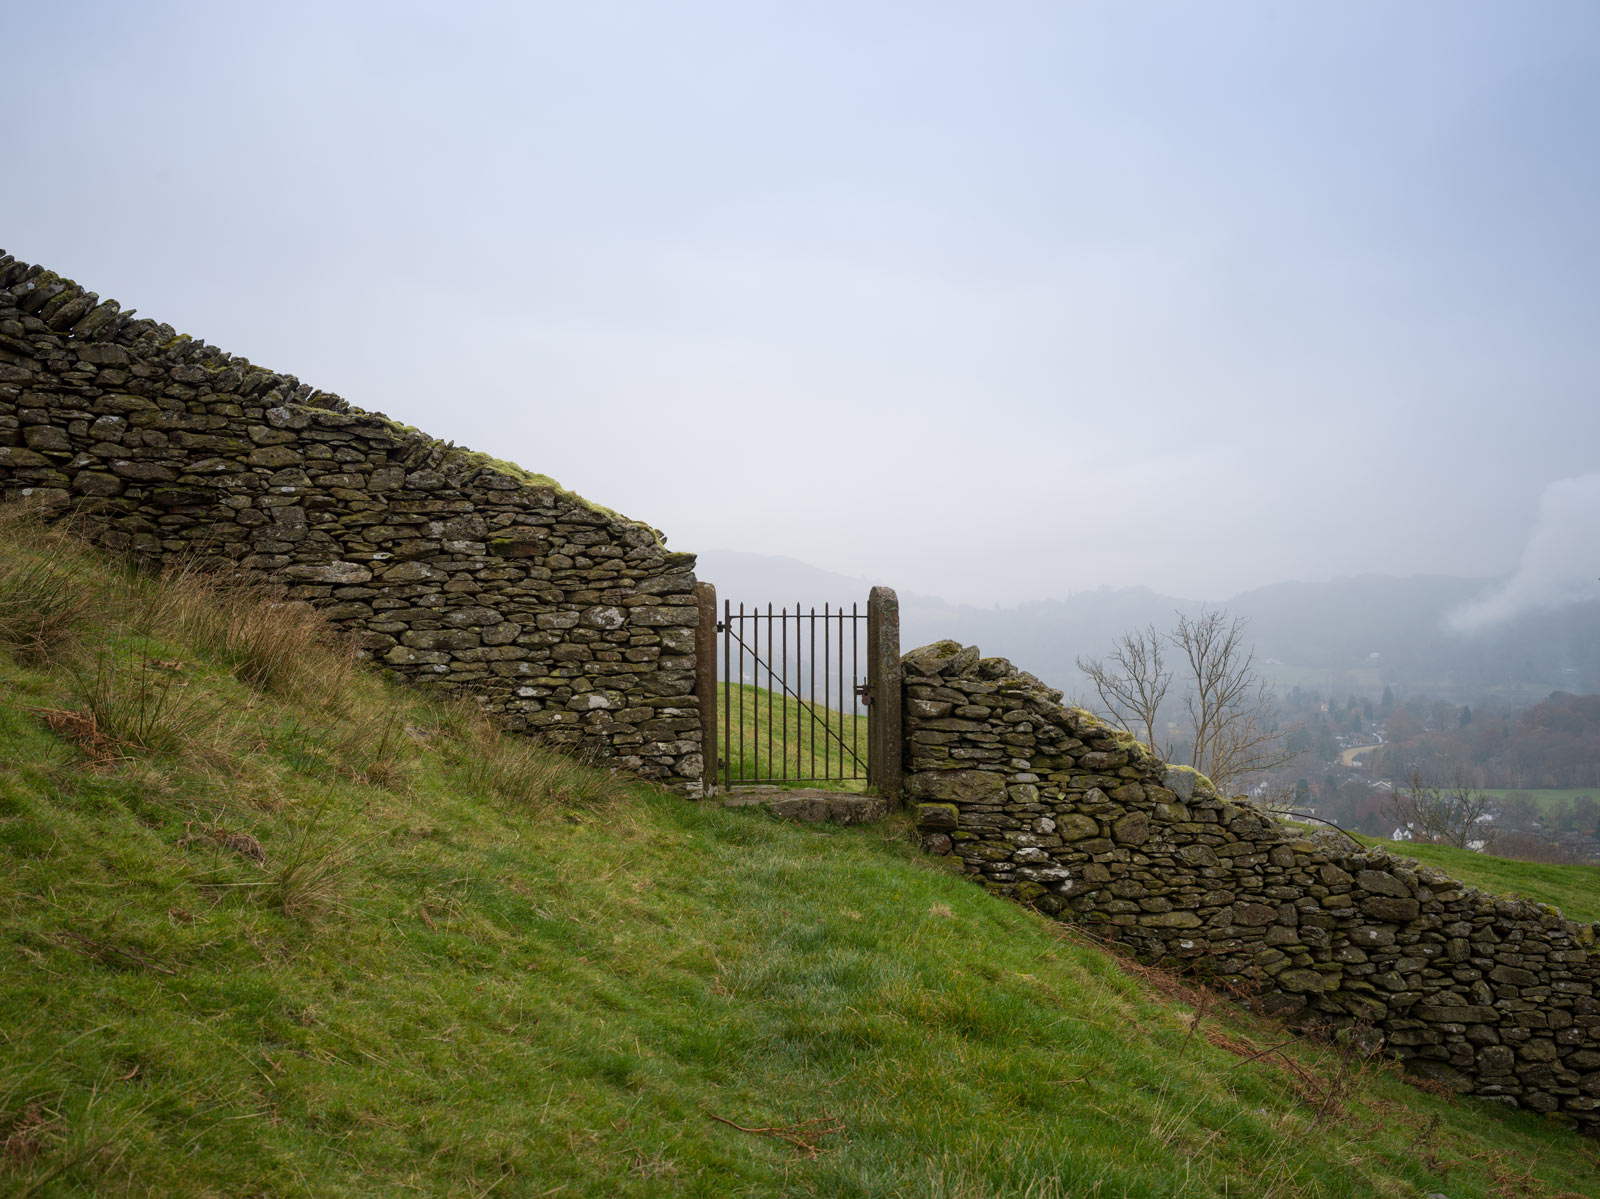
[
  {"x1": 0, "y1": 250, "x2": 702, "y2": 791},
  {"x1": 902, "y1": 639, "x2": 1600, "y2": 1133}
]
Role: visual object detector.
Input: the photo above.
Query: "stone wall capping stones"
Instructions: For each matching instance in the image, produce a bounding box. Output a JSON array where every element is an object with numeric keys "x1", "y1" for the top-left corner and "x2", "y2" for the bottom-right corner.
[
  {"x1": 901, "y1": 640, "x2": 1600, "y2": 1135},
  {"x1": 0, "y1": 250, "x2": 702, "y2": 792}
]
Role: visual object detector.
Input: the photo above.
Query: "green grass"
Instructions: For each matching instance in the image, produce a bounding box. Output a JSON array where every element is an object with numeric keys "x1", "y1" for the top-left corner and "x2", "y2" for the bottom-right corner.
[
  {"x1": 1353, "y1": 836, "x2": 1600, "y2": 924},
  {"x1": 4, "y1": 510, "x2": 1600, "y2": 1198},
  {"x1": 1482, "y1": 787, "x2": 1599, "y2": 813},
  {"x1": 717, "y1": 683, "x2": 871, "y2": 790}
]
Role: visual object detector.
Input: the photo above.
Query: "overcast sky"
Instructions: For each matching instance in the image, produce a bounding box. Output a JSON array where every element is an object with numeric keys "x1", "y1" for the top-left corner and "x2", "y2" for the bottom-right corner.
[{"x1": 8, "y1": 3, "x2": 1599, "y2": 607}]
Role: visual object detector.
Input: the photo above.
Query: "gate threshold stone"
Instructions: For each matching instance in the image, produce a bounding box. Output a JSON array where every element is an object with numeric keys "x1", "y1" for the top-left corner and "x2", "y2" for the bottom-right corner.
[{"x1": 721, "y1": 788, "x2": 889, "y2": 827}]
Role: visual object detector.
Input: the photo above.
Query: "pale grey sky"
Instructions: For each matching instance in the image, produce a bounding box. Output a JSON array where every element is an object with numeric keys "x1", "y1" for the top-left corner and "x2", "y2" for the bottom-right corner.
[{"x1": 8, "y1": 2, "x2": 1599, "y2": 607}]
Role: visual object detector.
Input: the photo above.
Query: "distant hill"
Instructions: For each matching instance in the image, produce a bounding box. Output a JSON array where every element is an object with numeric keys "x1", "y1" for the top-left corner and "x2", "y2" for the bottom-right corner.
[
  {"x1": 1230, "y1": 575, "x2": 1600, "y2": 700},
  {"x1": 695, "y1": 550, "x2": 1600, "y2": 703}
]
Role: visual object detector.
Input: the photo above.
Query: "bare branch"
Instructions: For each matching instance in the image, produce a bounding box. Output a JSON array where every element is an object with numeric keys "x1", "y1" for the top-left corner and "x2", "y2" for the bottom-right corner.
[
  {"x1": 1169, "y1": 609, "x2": 1294, "y2": 791},
  {"x1": 1080, "y1": 607, "x2": 1297, "y2": 793},
  {"x1": 1385, "y1": 767, "x2": 1495, "y2": 849},
  {"x1": 1076, "y1": 624, "x2": 1171, "y2": 755}
]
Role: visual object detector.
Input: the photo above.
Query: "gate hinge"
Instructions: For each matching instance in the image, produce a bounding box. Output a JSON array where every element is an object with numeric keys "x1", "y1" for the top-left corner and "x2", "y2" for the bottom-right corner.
[{"x1": 715, "y1": 621, "x2": 726, "y2": 633}]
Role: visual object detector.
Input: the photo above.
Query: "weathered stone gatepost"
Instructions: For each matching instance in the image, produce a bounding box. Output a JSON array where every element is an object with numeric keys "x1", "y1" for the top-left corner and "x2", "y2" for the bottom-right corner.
[
  {"x1": 694, "y1": 581, "x2": 718, "y2": 796},
  {"x1": 867, "y1": 585, "x2": 902, "y2": 805}
]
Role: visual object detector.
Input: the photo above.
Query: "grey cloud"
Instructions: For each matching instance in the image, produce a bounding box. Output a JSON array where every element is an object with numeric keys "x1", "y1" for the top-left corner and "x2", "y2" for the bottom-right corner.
[{"x1": 1447, "y1": 474, "x2": 1600, "y2": 633}]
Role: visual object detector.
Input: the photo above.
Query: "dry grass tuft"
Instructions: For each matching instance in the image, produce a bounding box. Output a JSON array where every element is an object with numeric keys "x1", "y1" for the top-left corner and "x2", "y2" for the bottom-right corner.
[
  {"x1": 142, "y1": 564, "x2": 357, "y2": 707},
  {"x1": 0, "y1": 508, "x2": 101, "y2": 667},
  {"x1": 446, "y1": 706, "x2": 633, "y2": 814},
  {"x1": 1, "y1": 1102, "x2": 59, "y2": 1171},
  {"x1": 28, "y1": 707, "x2": 128, "y2": 768},
  {"x1": 264, "y1": 799, "x2": 355, "y2": 923},
  {"x1": 422, "y1": 695, "x2": 491, "y2": 744},
  {"x1": 67, "y1": 649, "x2": 224, "y2": 762},
  {"x1": 177, "y1": 822, "x2": 267, "y2": 866},
  {"x1": 921, "y1": 1158, "x2": 1070, "y2": 1199},
  {"x1": 336, "y1": 710, "x2": 413, "y2": 789},
  {"x1": 1404, "y1": 1071, "x2": 1465, "y2": 1102},
  {"x1": 51, "y1": 929, "x2": 177, "y2": 976}
]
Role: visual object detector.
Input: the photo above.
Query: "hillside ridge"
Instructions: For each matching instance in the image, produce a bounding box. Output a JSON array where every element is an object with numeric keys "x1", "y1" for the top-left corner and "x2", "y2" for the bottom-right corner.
[
  {"x1": 3, "y1": 512, "x2": 1600, "y2": 1196},
  {"x1": 0, "y1": 248, "x2": 706, "y2": 789}
]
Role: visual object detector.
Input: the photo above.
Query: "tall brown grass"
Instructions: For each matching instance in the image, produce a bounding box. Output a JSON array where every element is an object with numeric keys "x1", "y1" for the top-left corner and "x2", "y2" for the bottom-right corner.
[
  {"x1": 444, "y1": 703, "x2": 633, "y2": 813},
  {"x1": 0, "y1": 507, "x2": 100, "y2": 667},
  {"x1": 335, "y1": 710, "x2": 413, "y2": 789},
  {"x1": 4, "y1": 499, "x2": 629, "y2": 819},
  {"x1": 139, "y1": 563, "x2": 357, "y2": 708},
  {"x1": 3, "y1": 500, "x2": 355, "y2": 709},
  {"x1": 264, "y1": 797, "x2": 355, "y2": 923},
  {"x1": 67, "y1": 649, "x2": 223, "y2": 762}
]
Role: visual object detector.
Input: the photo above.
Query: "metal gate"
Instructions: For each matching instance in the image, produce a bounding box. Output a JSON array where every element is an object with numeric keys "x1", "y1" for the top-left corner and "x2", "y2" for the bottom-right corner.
[{"x1": 704, "y1": 586, "x2": 900, "y2": 797}]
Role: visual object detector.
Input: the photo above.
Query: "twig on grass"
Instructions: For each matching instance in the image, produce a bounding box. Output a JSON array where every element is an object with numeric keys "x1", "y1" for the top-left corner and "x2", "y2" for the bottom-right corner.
[
  {"x1": 1466, "y1": 1146, "x2": 1591, "y2": 1199},
  {"x1": 51, "y1": 929, "x2": 177, "y2": 975},
  {"x1": 706, "y1": 1112, "x2": 842, "y2": 1158}
]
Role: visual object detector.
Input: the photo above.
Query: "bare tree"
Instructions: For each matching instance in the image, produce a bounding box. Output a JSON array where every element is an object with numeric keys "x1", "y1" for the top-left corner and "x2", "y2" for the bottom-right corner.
[
  {"x1": 1385, "y1": 767, "x2": 1496, "y2": 849},
  {"x1": 1172, "y1": 610, "x2": 1297, "y2": 791},
  {"x1": 1250, "y1": 778, "x2": 1301, "y2": 817},
  {"x1": 1079, "y1": 608, "x2": 1296, "y2": 792},
  {"x1": 1076, "y1": 624, "x2": 1171, "y2": 756}
]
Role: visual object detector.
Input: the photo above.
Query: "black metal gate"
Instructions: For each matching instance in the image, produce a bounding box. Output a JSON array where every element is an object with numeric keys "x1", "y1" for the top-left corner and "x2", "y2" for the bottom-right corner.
[{"x1": 713, "y1": 588, "x2": 900, "y2": 796}]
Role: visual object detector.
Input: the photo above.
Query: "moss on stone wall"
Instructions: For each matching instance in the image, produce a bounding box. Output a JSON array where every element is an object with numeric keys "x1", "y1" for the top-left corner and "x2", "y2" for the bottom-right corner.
[
  {"x1": 0, "y1": 248, "x2": 700, "y2": 789},
  {"x1": 902, "y1": 639, "x2": 1600, "y2": 1134}
]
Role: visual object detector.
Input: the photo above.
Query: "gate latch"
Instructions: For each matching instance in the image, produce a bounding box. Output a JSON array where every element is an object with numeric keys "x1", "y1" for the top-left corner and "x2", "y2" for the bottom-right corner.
[{"x1": 854, "y1": 681, "x2": 872, "y2": 706}]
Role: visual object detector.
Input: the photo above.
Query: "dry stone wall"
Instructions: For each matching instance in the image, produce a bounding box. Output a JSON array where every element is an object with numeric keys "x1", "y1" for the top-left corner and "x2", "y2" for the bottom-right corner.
[
  {"x1": 903, "y1": 639, "x2": 1600, "y2": 1133},
  {"x1": 0, "y1": 250, "x2": 703, "y2": 790}
]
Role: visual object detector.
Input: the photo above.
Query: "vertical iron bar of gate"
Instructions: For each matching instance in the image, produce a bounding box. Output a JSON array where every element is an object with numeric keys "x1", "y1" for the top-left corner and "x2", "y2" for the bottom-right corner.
[
  {"x1": 852, "y1": 602, "x2": 859, "y2": 776},
  {"x1": 755, "y1": 601, "x2": 761, "y2": 781},
  {"x1": 738, "y1": 603, "x2": 745, "y2": 786},
  {"x1": 746, "y1": 607, "x2": 752, "y2": 780},
  {"x1": 771, "y1": 598, "x2": 777, "y2": 784},
  {"x1": 837, "y1": 606, "x2": 845, "y2": 775},
  {"x1": 823, "y1": 604, "x2": 831, "y2": 781},
  {"x1": 758, "y1": 601, "x2": 764, "y2": 781},
  {"x1": 808, "y1": 606, "x2": 816, "y2": 781},
  {"x1": 781, "y1": 606, "x2": 788, "y2": 781},
  {"x1": 757, "y1": 606, "x2": 765, "y2": 780},
  {"x1": 772, "y1": 608, "x2": 777, "y2": 778},
  {"x1": 722, "y1": 599, "x2": 730, "y2": 790}
]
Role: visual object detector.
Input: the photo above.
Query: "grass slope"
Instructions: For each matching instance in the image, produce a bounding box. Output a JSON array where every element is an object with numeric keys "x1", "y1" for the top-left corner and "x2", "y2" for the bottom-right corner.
[
  {"x1": 1482, "y1": 788, "x2": 1600, "y2": 814},
  {"x1": 2, "y1": 510, "x2": 1598, "y2": 1198},
  {"x1": 716, "y1": 683, "x2": 871, "y2": 790},
  {"x1": 1352, "y1": 837, "x2": 1600, "y2": 925}
]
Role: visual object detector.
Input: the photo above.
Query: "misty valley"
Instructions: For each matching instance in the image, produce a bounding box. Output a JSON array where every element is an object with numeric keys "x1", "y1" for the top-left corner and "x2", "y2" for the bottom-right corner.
[{"x1": 704, "y1": 549, "x2": 1600, "y2": 866}]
